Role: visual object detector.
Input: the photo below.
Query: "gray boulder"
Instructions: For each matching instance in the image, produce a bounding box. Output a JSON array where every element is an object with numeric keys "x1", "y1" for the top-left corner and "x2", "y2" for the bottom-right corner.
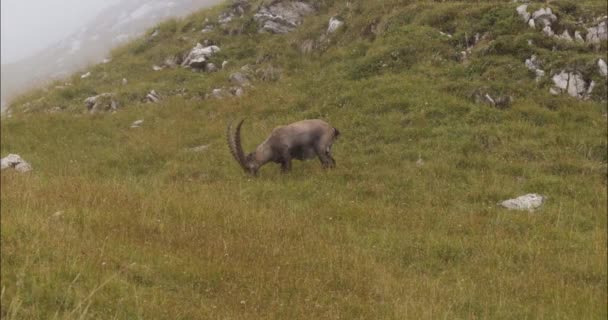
[
  {"x1": 181, "y1": 43, "x2": 221, "y2": 69},
  {"x1": 586, "y1": 20, "x2": 607, "y2": 44},
  {"x1": 327, "y1": 16, "x2": 344, "y2": 34},
  {"x1": 230, "y1": 72, "x2": 250, "y2": 86},
  {"x1": 531, "y1": 8, "x2": 557, "y2": 27},
  {"x1": 551, "y1": 71, "x2": 593, "y2": 99},
  {"x1": 1, "y1": 154, "x2": 32, "y2": 173},
  {"x1": 599, "y1": 59, "x2": 607, "y2": 77},
  {"x1": 84, "y1": 93, "x2": 118, "y2": 113},
  {"x1": 254, "y1": 1, "x2": 315, "y2": 34},
  {"x1": 500, "y1": 194, "x2": 545, "y2": 211}
]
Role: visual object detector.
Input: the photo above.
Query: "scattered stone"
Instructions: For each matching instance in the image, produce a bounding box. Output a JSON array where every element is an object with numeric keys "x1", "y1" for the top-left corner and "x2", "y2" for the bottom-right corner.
[
  {"x1": 152, "y1": 65, "x2": 164, "y2": 71},
  {"x1": 122, "y1": 78, "x2": 128, "y2": 85},
  {"x1": 598, "y1": 59, "x2": 607, "y2": 77},
  {"x1": 531, "y1": 8, "x2": 557, "y2": 27},
  {"x1": 439, "y1": 31, "x2": 452, "y2": 38},
  {"x1": 556, "y1": 30, "x2": 572, "y2": 41},
  {"x1": 327, "y1": 16, "x2": 344, "y2": 34},
  {"x1": 205, "y1": 63, "x2": 218, "y2": 73},
  {"x1": 145, "y1": 90, "x2": 161, "y2": 103},
  {"x1": 84, "y1": 93, "x2": 119, "y2": 113},
  {"x1": 1, "y1": 154, "x2": 32, "y2": 173},
  {"x1": 222, "y1": 60, "x2": 229, "y2": 69},
  {"x1": 574, "y1": 31, "x2": 584, "y2": 43},
  {"x1": 130, "y1": 119, "x2": 144, "y2": 128},
  {"x1": 229, "y1": 72, "x2": 250, "y2": 86},
  {"x1": 211, "y1": 88, "x2": 225, "y2": 99},
  {"x1": 299, "y1": 39, "x2": 315, "y2": 54},
  {"x1": 586, "y1": 20, "x2": 607, "y2": 44},
  {"x1": 163, "y1": 55, "x2": 181, "y2": 68},
  {"x1": 551, "y1": 70, "x2": 593, "y2": 99},
  {"x1": 187, "y1": 144, "x2": 210, "y2": 152},
  {"x1": 525, "y1": 55, "x2": 545, "y2": 82},
  {"x1": 542, "y1": 26, "x2": 554, "y2": 37},
  {"x1": 81, "y1": 72, "x2": 91, "y2": 79},
  {"x1": 415, "y1": 156, "x2": 425, "y2": 167},
  {"x1": 150, "y1": 29, "x2": 159, "y2": 38},
  {"x1": 230, "y1": 86, "x2": 245, "y2": 97},
  {"x1": 201, "y1": 25, "x2": 214, "y2": 33},
  {"x1": 181, "y1": 43, "x2": 221, "y2": 69},
  {"x1": 254, "y1": 1, "x2": 315, "y2": 34},
  {"x1": 528, "y1": 19, "x2": 536, "y2": 29},
  {"x1": 516, "y1": 4, "x2": 530, "y2": 22},
  {"x1": 102, "y1": 58, "x2": 112, "y2": 64},
  {"x1": 499, "y1": 193, "x2": 545, "y2": 211}
]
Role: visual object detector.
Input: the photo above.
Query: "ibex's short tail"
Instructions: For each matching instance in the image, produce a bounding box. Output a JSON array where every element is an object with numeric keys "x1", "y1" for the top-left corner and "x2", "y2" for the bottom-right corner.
[{"x1": 333, "y1": 127, "x2": 340, "y2": 139}]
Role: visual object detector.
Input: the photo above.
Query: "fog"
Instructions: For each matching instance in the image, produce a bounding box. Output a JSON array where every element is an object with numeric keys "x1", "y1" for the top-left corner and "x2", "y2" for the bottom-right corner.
[
  {"x1": 1, "y1": 0, "x2": 222, "y2": 110},
  {"x1": 1, "y1": 0, "x2": 120, "y2": 64}
]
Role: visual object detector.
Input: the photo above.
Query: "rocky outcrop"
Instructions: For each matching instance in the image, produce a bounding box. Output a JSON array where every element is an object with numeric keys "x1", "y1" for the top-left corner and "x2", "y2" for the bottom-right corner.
[
  {"x1": 599, "y1": 59, "x2": 608, "y2": 77},
  {"x1": 586, "y1": 19, "x2": 607, "y2": 44},
  {"x1": 550, "y1": 71, "x2": 594, "y2": 99},
  {"x1": 130, "y1": 119, "x2": 144, "y2": 128},
  {"x1": 500, "y1": 194, "x2": 545, "y2": 211},
  {"x1": 327, "y1": 16, "x2": 344, "y2": 34},
  {"x1": 145, "y1": 90, "x2": 161, "y2": 103},
  {"x1": 1, "y1": 154, "x2": 32, "y2": 173},
  {"x1": 254, "y1": 1, "x2": 315, "y2": 34},
  {"x1": 181, "y1": 43, "x2": 221, "y2": 70},
  {"x1": 525, "y1": 55, "x2": 545, "y2": 82},
  {"x1": 84, "y1": 93, "x2": 119, "y2": 113},
  {"x1": 229, "y1": 72, "x2": 251, "y2": 86}
]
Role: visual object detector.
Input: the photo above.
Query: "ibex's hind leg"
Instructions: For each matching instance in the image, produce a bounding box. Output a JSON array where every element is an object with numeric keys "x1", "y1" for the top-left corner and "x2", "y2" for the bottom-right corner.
[
  {"x1": 315, "y1": 145, "x2": 334, "y2": 169},
  {"x1": 280, "y1": 147, "x2": 292, "y2": 173}
]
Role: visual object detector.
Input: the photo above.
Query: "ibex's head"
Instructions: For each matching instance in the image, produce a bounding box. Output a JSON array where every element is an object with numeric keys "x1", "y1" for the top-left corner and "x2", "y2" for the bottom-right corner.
[{"x1": 227, "y1": 120, "x2": 259, "y2": 176}]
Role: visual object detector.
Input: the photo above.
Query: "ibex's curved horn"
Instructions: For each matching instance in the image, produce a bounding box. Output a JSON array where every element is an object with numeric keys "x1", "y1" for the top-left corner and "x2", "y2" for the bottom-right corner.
[{"x1": 227, "y1": 119, "x2": 248, "y2": 171}]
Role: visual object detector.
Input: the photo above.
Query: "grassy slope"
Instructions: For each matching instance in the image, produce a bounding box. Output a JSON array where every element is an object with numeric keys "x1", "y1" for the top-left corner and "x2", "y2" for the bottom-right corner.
[{"x1": 1, "y1": 0, "x2": 607, "y2": 318}]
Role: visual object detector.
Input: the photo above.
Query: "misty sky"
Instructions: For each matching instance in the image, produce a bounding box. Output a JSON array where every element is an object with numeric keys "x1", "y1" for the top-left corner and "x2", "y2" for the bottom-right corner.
[{"x1": 1, "y1": 0, "x2": 120, "y2": 64}]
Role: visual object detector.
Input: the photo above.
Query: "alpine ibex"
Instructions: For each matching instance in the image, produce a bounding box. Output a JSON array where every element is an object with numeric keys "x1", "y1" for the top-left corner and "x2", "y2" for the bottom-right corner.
[{"x1": 227, "y1": 119, "x2": 340, "y2": 176}]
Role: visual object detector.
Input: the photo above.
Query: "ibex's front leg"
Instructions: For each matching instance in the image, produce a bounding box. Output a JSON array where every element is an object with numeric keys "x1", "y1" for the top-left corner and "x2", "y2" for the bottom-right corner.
[{"x1": 279, "y1": 146, "x2": 292, "y2": 173}]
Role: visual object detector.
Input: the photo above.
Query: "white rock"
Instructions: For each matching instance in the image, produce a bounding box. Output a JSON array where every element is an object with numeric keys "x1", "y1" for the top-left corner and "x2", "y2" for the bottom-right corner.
[
  {"x1": 201, "y1": 25, "x2": 214, "y2": 33},
  {"x1": 574, "y1": 31, "x2": 584, "y2": 43},
  {"x1": 528, "y1": 19, "x2": 536, "y2": 29},
  {"x1": 586, "y1": 21, "x2": 607, "y2": 44},
  {"x1": 181, "y1": 43, "x2": 221, "y2": 69},
  {"x1": 222, "y1": 60, "x2": 229, "y2": 69},
  {"x1": 84, "y1": 93, "x2": 118, "y2": 113},
  {"x1": 532, "y1": 8, "x2": 557, "y2": 26},
  {"x1": 146, "y1": 90, "x2": 160, "y2": 103},
  {"x1": 542, "y1": 26, "x2": 554, "y2": 37},
  {"x1": 516, "y1": 4, "x2": 530, "y2": 22},
  {"x1": 205, "y1": 63, "x2": 218, "y2": 73},
  {"x1": 81, "y1": 72, "x2": 91, "y2": 79},
  {"x1": 187, "y1": 144, "x2": 210, "y2": 152},
  {"x1": 525, "y1": 55, "x2": 541, "y2": 71},
  {"x1": 254, "y1": 1, "x2": 315, "y2": 34},
  {"x1": 557, "y1": 30, "x2": 572, "y2": 41},
  {"x1": 130, "y1": 119, "x2": 144, "y2": 128},
  {"x1": 500, "y1": 193, "x2": 545, "y2": 211},
  {"x1": 550, "y1": 87, "x2": 561, "y2": 95},
  {"x1": 1, "y1": 154, "x2": 32, "y2": 172},
  {"x1": 230, "y1": 72, "x2": 250, "y2": 86},
  {"x1": 102, "y1": 58, "x2": 112, "y2": 64},
  {"x1": 567, "y1": 72, "x2": 586, "y2": 98},
  {"x1": 598, "y1": 59, "x2": 608, "y2": 77},
  {"x1": 327, "y1": 16, "x2": 344, "y2": 34},
  {"x1": 552, "y1": 71, "x2": 569, "y2": 90},
  {"x1": 122, "y1": 78, "x2": 128, "y2": 85},
  {"x1": 152, "y1": 65, "x2": 164, "y2": 71}
]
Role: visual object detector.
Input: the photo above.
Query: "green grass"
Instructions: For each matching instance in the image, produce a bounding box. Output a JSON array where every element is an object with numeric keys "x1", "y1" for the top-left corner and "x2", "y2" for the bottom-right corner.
[{"x1": 2, "y1": 0, "x2": 607, "y2": 318}]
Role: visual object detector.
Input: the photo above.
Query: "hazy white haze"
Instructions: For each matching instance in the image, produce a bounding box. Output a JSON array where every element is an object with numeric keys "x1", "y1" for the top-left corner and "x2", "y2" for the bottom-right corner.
[
  {"x1": 1, "y1": 0, "x2": 121, "y2": 64},
  {"x1": 1, "y1": 0, "x2": 222, "y2": 111}
]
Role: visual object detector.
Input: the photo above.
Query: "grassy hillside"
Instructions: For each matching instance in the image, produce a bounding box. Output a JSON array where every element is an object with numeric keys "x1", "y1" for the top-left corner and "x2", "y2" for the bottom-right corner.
[{"x1": 2, "y1": 0, "x2": 607, "y2": 318}]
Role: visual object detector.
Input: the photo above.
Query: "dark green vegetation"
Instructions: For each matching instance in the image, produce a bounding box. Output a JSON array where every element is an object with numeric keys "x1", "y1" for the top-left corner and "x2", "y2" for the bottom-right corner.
[{"x1": 2, "y1": 0, "x2": 607, "y2": 318}]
